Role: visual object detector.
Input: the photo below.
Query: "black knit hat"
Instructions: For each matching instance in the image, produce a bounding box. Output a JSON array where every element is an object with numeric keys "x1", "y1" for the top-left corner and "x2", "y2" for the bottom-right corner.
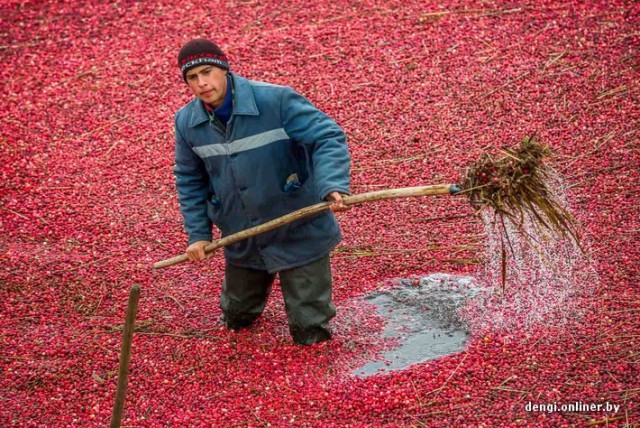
[{"x1": 178, "y1": 38, "x2": 229, "y2": 81}]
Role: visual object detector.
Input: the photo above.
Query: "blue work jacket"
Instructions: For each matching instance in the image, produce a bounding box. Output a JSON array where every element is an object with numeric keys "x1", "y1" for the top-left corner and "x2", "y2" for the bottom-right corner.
[{"x1": 174, "y1": 73, "x2": 350, "y2": 273}]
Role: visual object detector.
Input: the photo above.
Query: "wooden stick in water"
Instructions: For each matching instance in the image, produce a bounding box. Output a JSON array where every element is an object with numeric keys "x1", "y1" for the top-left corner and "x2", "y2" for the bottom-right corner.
[{"x1": 110, "y1": 285, "x2": 141, "y2": 428}]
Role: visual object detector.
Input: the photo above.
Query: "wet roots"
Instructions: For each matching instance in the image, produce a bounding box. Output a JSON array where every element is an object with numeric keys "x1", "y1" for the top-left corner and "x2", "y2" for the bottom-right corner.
[
  {"x1": 461, "y1": 135, "x2": 580, "y2": 243},
  {"x1": 460, "y1": 135, "x2": 583, "y2": 289}
]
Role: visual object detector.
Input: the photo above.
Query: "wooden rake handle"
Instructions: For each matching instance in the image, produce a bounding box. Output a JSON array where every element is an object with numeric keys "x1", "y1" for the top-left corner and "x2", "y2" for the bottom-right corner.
[{"x1": 152, "y1": 184, "x2": 460, "y2": 269}]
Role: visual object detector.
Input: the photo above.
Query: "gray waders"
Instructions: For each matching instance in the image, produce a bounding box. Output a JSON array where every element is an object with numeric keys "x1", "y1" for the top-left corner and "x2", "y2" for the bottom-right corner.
[{"x1": 220, "y1": 255, "x2": 336, "y2": 345}]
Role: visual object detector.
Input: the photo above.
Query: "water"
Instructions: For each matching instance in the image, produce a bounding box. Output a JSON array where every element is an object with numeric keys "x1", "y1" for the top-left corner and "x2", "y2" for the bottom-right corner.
[
  {"x1": 351, "y1": 176, "x2": 597, "y2": 376},
  {"x1": 351, "y1": 220, "x2": 595, "y2": 377},
  {"x1": 460, "y1": 181, "x2": 598, "y2": 334},
  {"x1": 353, "y1": 274, "x2": 479, "y2": 377}
]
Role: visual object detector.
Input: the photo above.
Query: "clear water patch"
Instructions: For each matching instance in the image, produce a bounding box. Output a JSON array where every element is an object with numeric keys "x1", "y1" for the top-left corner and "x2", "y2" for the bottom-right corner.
[{"x1": 352, "y1": 273, "x2": 479, "y2": 377}]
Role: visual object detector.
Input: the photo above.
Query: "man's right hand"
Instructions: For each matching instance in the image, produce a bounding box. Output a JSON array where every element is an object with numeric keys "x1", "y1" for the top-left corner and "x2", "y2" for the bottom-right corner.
[{"x1": 186, "y1": 240, "x2": 213, "y2": 262}]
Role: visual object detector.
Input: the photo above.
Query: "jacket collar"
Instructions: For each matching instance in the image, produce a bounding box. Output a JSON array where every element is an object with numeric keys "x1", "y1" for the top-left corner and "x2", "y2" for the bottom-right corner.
[
  {"x1": 230, "y1": 73, "x2": 259, "y2": 116},
  {"x1": 188, "y1": 72, "x2": 258, "y2": 128}
]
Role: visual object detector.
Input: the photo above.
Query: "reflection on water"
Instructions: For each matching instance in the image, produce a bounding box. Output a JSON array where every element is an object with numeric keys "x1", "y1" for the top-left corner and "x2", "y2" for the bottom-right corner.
[{"x1": 353, "y1": 273, "x2": 479, "y2": 377}]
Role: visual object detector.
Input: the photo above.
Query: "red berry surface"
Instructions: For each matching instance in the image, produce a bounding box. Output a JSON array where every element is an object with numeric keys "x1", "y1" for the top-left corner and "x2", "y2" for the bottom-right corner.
[{"x1": 1, "y1": 1, "x2": 638, "y2": 426}]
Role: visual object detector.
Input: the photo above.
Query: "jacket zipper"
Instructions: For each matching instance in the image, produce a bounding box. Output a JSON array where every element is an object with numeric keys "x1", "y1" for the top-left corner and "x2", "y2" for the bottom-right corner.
[
  {"x1": 209, "y1": 115, "x2": 226, "y2": 134},
  {"x1": 208, "y1": 75, "x2": 236, "y2": 140}
]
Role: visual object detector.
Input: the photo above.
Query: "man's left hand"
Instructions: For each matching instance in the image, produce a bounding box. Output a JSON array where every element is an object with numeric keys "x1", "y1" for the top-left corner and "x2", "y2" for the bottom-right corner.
[{"x1": 326, "y1": 192, "x2": 350, "y2": 212}]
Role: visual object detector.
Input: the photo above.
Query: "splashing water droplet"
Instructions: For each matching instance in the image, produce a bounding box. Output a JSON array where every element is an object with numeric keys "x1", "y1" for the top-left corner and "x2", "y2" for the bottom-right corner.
[{"x1": 461, "y1": 175, "x2": 600, "y2": 335}]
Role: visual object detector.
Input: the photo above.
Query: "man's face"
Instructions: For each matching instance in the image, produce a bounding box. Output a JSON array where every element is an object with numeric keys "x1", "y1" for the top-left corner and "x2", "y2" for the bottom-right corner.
[{"x1": 185, "y1": 65, "x2": 228, "y2": 108}]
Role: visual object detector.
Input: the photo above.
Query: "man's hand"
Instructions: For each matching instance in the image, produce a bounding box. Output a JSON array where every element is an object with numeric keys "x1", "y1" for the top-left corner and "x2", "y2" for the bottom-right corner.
[
  {"x1": 326, "y1": 192, "x2": 350, "y2": 213},
  {"x1": 186, "y1": 240, "x2": 213, "y2": 262}
]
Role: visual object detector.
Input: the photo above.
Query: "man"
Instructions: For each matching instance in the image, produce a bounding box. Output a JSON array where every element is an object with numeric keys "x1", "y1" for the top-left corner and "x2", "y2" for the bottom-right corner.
[{"x1": 173, "y1": 38, "x2": 351, "y2": 345}]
